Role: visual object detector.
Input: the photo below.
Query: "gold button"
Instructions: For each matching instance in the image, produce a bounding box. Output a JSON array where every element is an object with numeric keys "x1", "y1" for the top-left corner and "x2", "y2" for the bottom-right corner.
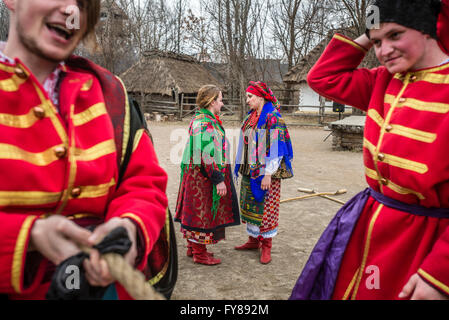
[
  {"x1": 385, "y1": 125, "x2": 393, "y2": 132},
  {"x1": 71, "y1": 187, "x2": 82, "y2": 198},
  {"x1": 54, "y1": 146, "x2": 67, "y2": 159},
  {"x1": 399, "y1": 98, "x2": 406, "y2": 103},
  {"x1": 378, "y1": 153, "x2": 386, "y2": 161},
  {"x1": 33, "y1": 106, "x2": 46, "y2": 119},
  {"x1": 14, "y1": 67, "x2": 27, "y2": 79},
  {"x1": 380, "y1": 178, "x2": 388, "y2": 186},
  {"x1": 411, "y1": 75, "x2": 418, "y2": 81}
]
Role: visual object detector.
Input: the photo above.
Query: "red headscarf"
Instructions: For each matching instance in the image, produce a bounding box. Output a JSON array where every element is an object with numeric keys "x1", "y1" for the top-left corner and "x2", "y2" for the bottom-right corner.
[
  {"x1": 438, "y1": 0, "x2": 449, "y2": 54},
  {"x1": 246, "y1": 81, "x2": 280, "y2": 110}
]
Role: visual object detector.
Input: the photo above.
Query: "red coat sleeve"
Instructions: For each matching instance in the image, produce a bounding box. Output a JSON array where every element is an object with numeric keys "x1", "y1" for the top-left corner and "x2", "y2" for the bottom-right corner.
[
  {"x1": 105, "y1": 130, "x2": 168, "y2": 271},
  {"x1": 0, "y1": 214, "x2": 47, "y2": 294},
  {"x1": 419, "y1": 230, "x2": 449, "y2": 296},
  {"x1": 307, "y1": 34, "x2": 382, "y2": 112}
]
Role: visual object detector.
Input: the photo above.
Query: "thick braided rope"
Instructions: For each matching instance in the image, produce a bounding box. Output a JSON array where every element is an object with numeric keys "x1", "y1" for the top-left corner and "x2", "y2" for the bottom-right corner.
[
  {"x1": 79, "y1": 244, "x2": 166, "y2": 300},
  {"x1": 102, "y1": 253, "x2": 166, "y2": 300}
]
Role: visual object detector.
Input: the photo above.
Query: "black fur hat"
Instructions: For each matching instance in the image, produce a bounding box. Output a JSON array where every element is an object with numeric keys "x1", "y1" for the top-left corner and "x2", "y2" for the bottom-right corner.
[{"x1": 367, "y1": 0, "x2": 442, "y2": 39}]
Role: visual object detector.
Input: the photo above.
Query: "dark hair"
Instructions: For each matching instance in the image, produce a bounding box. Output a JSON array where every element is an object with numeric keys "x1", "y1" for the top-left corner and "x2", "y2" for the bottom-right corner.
[
  {"x1": 84, "y1": 0, "x2": 101, "y2": 40},
  {"x1": 367, "y1": 0, "x2": 441, "y2": 39}
]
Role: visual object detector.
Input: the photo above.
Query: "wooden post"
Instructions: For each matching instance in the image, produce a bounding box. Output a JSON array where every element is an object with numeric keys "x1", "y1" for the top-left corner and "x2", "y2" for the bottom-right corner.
[
  {"x1": 284, "y1": 85, "x2": 293, "y2": 113},
  {"x1": 319, "y1": 95, "x2": 325, "y2": 125},
  {"x1": 179, "y1": 93, "x2": 184, "y2": 121},
  {"x1": 174, "y1": 88, "x2": 179, "y2": 120}
]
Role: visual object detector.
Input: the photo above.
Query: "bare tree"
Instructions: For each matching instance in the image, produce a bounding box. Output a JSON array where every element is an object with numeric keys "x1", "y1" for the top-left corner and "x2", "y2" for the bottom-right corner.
[
  {"x1": 183, "y1": 9, "x2": 211, "y2": 60},
  {"x1": 269, "y1": 0, "x2": 323, "y2": 106},
  {"x1": 116, "y1": 0, "x2": 180, "y2": 54},
  {"x1": 270, "y1": 0, "x2": 304, "y2": 70},
  {"x1": 173, "y1": 0, "x2": 189, "y2": 53},
  {"x1": 201, "y1": 0, "x2": 271, "y2": 119},
  {"x1": 0, "y1": 2, "x2": 9, "y2": 41},
  {"x1": 333, "y1": 0, "x2": 374, "y2": 35}
]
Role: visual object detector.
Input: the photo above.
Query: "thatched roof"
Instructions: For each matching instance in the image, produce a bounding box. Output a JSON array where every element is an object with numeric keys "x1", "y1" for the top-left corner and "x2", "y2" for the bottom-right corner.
[
  {"x1": 204, "y1": 58, "x2": 289, "y2": 89},
  {"x1": 120, "y1": 50, "x2": 222, "y2": 96},
  {"x1": 283, "y1": 28, "x2": 379, "y2": 84},
  {"x1": 283, "y1": 38, "x2": 328, "y2": 84}
]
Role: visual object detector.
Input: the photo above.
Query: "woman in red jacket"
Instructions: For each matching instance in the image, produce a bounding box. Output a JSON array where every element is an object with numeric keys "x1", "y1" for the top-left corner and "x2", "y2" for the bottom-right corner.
[{"x1": 291, "y1": 0, "x2": 449, "y2": 300}]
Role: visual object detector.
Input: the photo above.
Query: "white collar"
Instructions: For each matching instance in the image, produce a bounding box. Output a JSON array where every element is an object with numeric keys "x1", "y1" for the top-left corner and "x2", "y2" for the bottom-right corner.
[{"x1": 0, "y1": 41, "x2": 15, "y2": 64}]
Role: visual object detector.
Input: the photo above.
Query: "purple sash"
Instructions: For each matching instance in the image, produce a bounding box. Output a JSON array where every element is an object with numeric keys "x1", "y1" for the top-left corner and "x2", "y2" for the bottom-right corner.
[{"x1": 289, "y1": 188, "x2": 449, "y2": 300}]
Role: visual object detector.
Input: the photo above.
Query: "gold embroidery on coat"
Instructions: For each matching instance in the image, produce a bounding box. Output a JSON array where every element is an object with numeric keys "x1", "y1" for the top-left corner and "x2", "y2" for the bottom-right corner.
[
  {"x1": 0, "y1": 143, "x2": 62, "y2": 166},
  {"x1": 72, "y1": 102, "x2": 107, "y2": 126},
  {"x1": 0, "y1": 75, "x2": 27, "y2": 92},
  {"x1": 365, "y1": 168, "x2": 425, "y2": 200},
  {"x1": 11, "y1": 216, "x2": 36, "y2": 293},
  {"x1": 334, "y1": 34, "x2": 368, "y2": 53},
  {"x1": 81, "y1": 78, "x2": 93, "y2": 91},
  {"x1": 74, "y1": 139, "x2": 116, "y2": 162},
  {"x1": 0, "y1": 106, "x2": 47, "y2": 128},
  {"x1": 385, "y1": 94, "x2": 449, "y2": 114},
  {"x1": 351, "y1": 204, "x2": 383, "y2": 299},
  {"x1": 0, "y1": 190, "x2": 61, "y2": 206}
]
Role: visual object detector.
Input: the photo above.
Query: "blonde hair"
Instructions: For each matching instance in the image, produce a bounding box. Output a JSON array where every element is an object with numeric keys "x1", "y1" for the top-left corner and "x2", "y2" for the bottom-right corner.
[{"x1": 196, "y1": 85, "x2": 221, "y2": 109}]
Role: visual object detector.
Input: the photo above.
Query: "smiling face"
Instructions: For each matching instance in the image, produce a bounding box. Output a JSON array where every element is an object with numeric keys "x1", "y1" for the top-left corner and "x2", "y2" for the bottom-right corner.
[
  {"x1": 370, "y1": 22, "x2": 430, "y2": 73},
  {"x1": 7, "y1": 0, "x2": 88, "y2": 63}
]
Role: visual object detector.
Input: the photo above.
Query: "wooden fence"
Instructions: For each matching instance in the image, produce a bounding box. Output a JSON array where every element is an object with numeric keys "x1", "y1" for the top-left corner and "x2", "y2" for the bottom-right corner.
[{"x1": 136, "y1": 88, "x2": 356, "y2": 122}]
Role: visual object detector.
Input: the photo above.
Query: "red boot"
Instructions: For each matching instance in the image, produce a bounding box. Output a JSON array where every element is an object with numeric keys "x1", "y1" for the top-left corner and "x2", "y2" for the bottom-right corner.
[
  {"x1": 192, "y1": 243, "x2": 221, "y2": 265},
  {"x1": 234, "y1": 236, "x2": 260, "y2": 250},
  {"x1": 187, "y1": 241, "x2": 214, "y2": 257},
  {"x1": 260, "y1": 238, "x2": 272, "y2": 264}
]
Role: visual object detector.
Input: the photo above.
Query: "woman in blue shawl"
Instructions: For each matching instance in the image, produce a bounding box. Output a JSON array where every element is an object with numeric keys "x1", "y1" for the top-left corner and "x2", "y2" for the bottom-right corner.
[{"x1": 234, "y1": 81, "x2": 294, "y2": 264}]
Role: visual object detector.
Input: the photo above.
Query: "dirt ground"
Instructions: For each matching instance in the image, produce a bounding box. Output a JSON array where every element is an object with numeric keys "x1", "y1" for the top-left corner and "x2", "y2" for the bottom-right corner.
[{"x1": 148, "y1": 120, "x2": 367, "y2": 300}]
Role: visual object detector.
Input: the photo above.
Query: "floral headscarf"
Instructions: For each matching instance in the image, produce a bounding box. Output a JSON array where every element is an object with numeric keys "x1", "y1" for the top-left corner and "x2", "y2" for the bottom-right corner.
[{"x1": 246, "y1": 81, "x2": 281, "y2": 111}]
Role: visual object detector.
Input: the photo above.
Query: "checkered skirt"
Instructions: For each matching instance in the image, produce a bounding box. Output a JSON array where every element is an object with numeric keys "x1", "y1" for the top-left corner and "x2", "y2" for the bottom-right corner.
[
  {"x1": 181, "y1": 227, "x2": 225, "y2": 245},
  {"x1": 240, "y1": 175, "x2": 281, "y2": 234}
]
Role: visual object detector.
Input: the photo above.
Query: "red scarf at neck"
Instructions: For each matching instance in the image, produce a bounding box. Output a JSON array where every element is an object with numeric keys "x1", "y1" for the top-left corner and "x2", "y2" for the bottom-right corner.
[{"x1": 214, "y1": 113, "x2": 223, "y2": 126}]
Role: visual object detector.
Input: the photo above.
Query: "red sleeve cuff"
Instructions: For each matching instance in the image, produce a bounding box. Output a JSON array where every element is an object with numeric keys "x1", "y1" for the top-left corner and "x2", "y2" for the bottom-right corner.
[
  {"x1": 0, "y1": 215, "x2": 47, "y2": 294},
  {"x1": 124, "y1": 216, "x2": 146, "y2": 268},
  {"x1": 120, "y1": 213, "x2": 151, "y2": 270},
  {"x1": 333, "y1": 33, "x2": 369, "y2": 53},
  {"x1": 418, "y1": 269, "x2": 449, "y2": 296},
  {"x1": 419, "y1": 230, "x2": 449, "y2": 296}
]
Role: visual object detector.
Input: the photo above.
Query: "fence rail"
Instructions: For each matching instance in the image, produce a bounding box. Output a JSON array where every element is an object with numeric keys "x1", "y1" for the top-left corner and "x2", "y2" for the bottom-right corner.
[{"x1": 140, "y1": 97, "x2": 355, "y2": 122}]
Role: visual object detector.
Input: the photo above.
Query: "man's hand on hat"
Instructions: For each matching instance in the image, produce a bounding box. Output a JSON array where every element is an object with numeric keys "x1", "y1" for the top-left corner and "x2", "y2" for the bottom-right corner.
[{"x1": 354, "y1": 34, "x2": 374, "y2": 51}]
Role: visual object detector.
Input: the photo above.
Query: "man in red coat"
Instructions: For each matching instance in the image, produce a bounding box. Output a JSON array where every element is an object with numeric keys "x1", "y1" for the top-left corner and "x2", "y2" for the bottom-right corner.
[
  {"x1": 0, "y1": 0, "x2": 168, "y2": 299},
  {"x1": 291, "y1": 0, "x2": 449, "y2": 300}
]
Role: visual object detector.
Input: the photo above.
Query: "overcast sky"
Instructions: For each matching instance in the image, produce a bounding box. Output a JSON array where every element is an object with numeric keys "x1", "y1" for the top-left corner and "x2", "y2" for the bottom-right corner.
[{"x1": 174, "y1": 0, "x2": 201, "y2": 15}]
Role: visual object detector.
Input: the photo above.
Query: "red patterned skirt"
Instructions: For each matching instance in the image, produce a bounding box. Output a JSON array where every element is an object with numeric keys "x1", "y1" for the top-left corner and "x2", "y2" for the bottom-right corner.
[{"x1": 175, "y1": 165, "x2": 240, "y2": 244}]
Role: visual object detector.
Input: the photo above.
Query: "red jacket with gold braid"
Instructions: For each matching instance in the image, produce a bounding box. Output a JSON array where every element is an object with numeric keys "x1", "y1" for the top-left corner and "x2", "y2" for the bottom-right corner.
[
  {"x1": 0, "y1": 57, "x2": 168, "y2": 299},
  {"x1": 308, "y1": 34, "x2": 449, "y2": 299}
]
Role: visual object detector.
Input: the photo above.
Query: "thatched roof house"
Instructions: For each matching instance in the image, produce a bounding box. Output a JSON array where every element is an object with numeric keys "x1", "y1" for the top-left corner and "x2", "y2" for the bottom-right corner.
[
  {"x1": 284, "y1": 28, "x2": 379, "y2": 85},
  {"x1": 283, "y1": 38, "x2": 328, "y2": 85},
  {"x1": 283, "y1": 28, "x2": 379, "y2": 111},
  {"x1": 120, "y1": 50, "x2": 222, "y2": 97}
]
